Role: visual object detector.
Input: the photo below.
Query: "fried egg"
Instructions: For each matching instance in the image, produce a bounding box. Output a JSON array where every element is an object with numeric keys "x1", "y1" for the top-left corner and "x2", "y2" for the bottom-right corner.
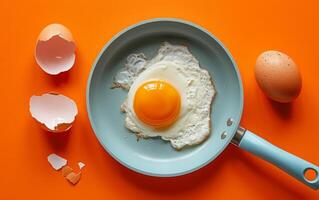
[{"x1": 113, "y1": 42, "x2": 216, "y2": 149}]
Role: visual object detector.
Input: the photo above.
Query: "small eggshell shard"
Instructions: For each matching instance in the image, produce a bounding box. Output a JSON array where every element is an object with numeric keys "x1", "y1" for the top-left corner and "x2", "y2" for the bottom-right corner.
[
  {"x1": 29, "y1": 93, "x2": 78, "y2": 132},
  {"x1": 62, "y1": 166, "x2": 74, "y2": 177},
  {"x1": 48, "y1": 154, "x2": 67, "y2": 170},
  {"x1": 78, "y1": 162, "x2": 85, "y2": 170},
  {"x1": 255, "y1": 50, "x2": 302, "y2": 103},
  {"x1": 35, "y1": 23, "x2": 76, "y2": 75},
  {"x1": 66, "y1": 172, "x2": 81, "y2": 185}
]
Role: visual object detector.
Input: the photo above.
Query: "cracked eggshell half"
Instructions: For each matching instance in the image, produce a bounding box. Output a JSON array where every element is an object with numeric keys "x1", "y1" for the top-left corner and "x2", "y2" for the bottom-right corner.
[
  {"x1": 29, "y1": 93, "x2": 78, "y2": 132},
  {"x1": 35, "y1": 23, "x2": 76, "y2": 75}
]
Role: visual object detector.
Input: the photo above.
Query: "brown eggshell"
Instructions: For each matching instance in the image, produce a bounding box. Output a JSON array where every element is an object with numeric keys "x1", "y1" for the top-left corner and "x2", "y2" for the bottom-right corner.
[
  {"x1": 62, "y1": 166, "x2": 74, "y2": 177},
  {"x1": 38, "y1": 24, "x2": 73, "y2": 42},
  {"x1": 255, "y1": 50, "x2": 302, "y2": 103},
  {"x1": 66, "y1": 172, "x2": 81, "y2": 185}
]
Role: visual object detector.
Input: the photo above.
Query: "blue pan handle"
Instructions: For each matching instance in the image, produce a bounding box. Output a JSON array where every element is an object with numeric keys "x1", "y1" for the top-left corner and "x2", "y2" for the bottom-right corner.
[{"x1": 232, "y1": 127, "x2": 319, "y2": 189}]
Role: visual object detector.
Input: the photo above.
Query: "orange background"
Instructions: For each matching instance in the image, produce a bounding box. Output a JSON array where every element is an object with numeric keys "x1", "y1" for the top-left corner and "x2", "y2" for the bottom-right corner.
[{"x1": 1, "y1": 0, "x2": 319, "y2": 199}]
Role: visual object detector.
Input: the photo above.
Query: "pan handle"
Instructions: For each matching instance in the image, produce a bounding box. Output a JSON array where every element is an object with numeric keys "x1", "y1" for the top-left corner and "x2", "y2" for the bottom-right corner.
[{"x1": 232, "y1": 127, "x2": 319, "y2": 189}]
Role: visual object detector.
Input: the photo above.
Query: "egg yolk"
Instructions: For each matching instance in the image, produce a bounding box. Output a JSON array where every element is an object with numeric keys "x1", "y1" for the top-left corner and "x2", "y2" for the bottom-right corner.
[{"x1": 133, "y1": 80, "x2": 181, "y2": 128}]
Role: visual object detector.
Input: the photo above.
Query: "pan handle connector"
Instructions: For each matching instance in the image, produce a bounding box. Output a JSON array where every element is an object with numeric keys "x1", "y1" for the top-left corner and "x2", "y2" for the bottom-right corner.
[{"x1": 232, "y1": 127, "x2": 319, "y2": 189}]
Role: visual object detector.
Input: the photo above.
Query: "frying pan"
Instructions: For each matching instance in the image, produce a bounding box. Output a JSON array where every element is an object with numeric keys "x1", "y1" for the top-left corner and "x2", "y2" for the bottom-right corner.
[{"x1": 87, "y1": 18, "x2": 319, "y2": 189}]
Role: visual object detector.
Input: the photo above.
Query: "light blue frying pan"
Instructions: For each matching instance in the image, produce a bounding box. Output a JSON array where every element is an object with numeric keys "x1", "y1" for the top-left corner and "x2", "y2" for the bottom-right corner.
[{"x1": 87, "y1": 18, "x2": 319, "y2": 189}]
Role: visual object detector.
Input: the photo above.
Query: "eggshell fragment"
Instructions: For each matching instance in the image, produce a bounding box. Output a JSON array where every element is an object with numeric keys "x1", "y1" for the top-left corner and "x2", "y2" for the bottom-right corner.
[
  {"x1": 35, "y1": 23, "x2": 76, "y2": 75},
  {"x1": 255, "y1": 50, "x2": 302, "y2": 103},
  {"x1": 62, "y1": 166, "x2": 74, "y2": 177},
  {"x1": 29, "y1": 93, "x2": 78, "y2": 132},
  {"x1": 78, "y1": 162, "x2": 85, "y2": 169},
  {"x1": 48, "y1": 154, "x2": 67, "y2": 170},
  {"x1": 66, "y1": 172, "x2": 81, "y2": 185}
]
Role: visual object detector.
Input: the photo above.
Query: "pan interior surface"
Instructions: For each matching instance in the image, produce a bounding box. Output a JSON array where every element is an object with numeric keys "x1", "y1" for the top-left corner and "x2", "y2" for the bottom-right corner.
[{"x1": 87, "y1": 19, "x2": 243, "y2": 176}]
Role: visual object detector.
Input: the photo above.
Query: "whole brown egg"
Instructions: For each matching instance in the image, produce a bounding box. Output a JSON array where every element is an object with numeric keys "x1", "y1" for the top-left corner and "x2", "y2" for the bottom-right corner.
[{"x1": 255, "y1": 50, "x2": 302, "y2": 103}]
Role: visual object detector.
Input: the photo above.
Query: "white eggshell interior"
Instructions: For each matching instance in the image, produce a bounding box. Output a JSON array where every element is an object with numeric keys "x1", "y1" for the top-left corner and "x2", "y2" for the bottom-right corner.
[
  {"x1": 35, "y1": 35, "x2": 76, "y2": 75},
  {"x1": 78, "y1": 162, "x2": 85, "y2": 169},
  {"x1": 30, "y1": 93, "x2": 78, "y2": 132},
  {"x1": 47, "y1": 153, "x2": 67, "y2": 170}
]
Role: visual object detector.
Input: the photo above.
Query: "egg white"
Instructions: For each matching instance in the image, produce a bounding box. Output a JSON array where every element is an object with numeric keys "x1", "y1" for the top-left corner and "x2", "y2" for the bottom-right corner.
[{"x1": 114, "y1": 42, "x2": 216, "y2": 149}]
